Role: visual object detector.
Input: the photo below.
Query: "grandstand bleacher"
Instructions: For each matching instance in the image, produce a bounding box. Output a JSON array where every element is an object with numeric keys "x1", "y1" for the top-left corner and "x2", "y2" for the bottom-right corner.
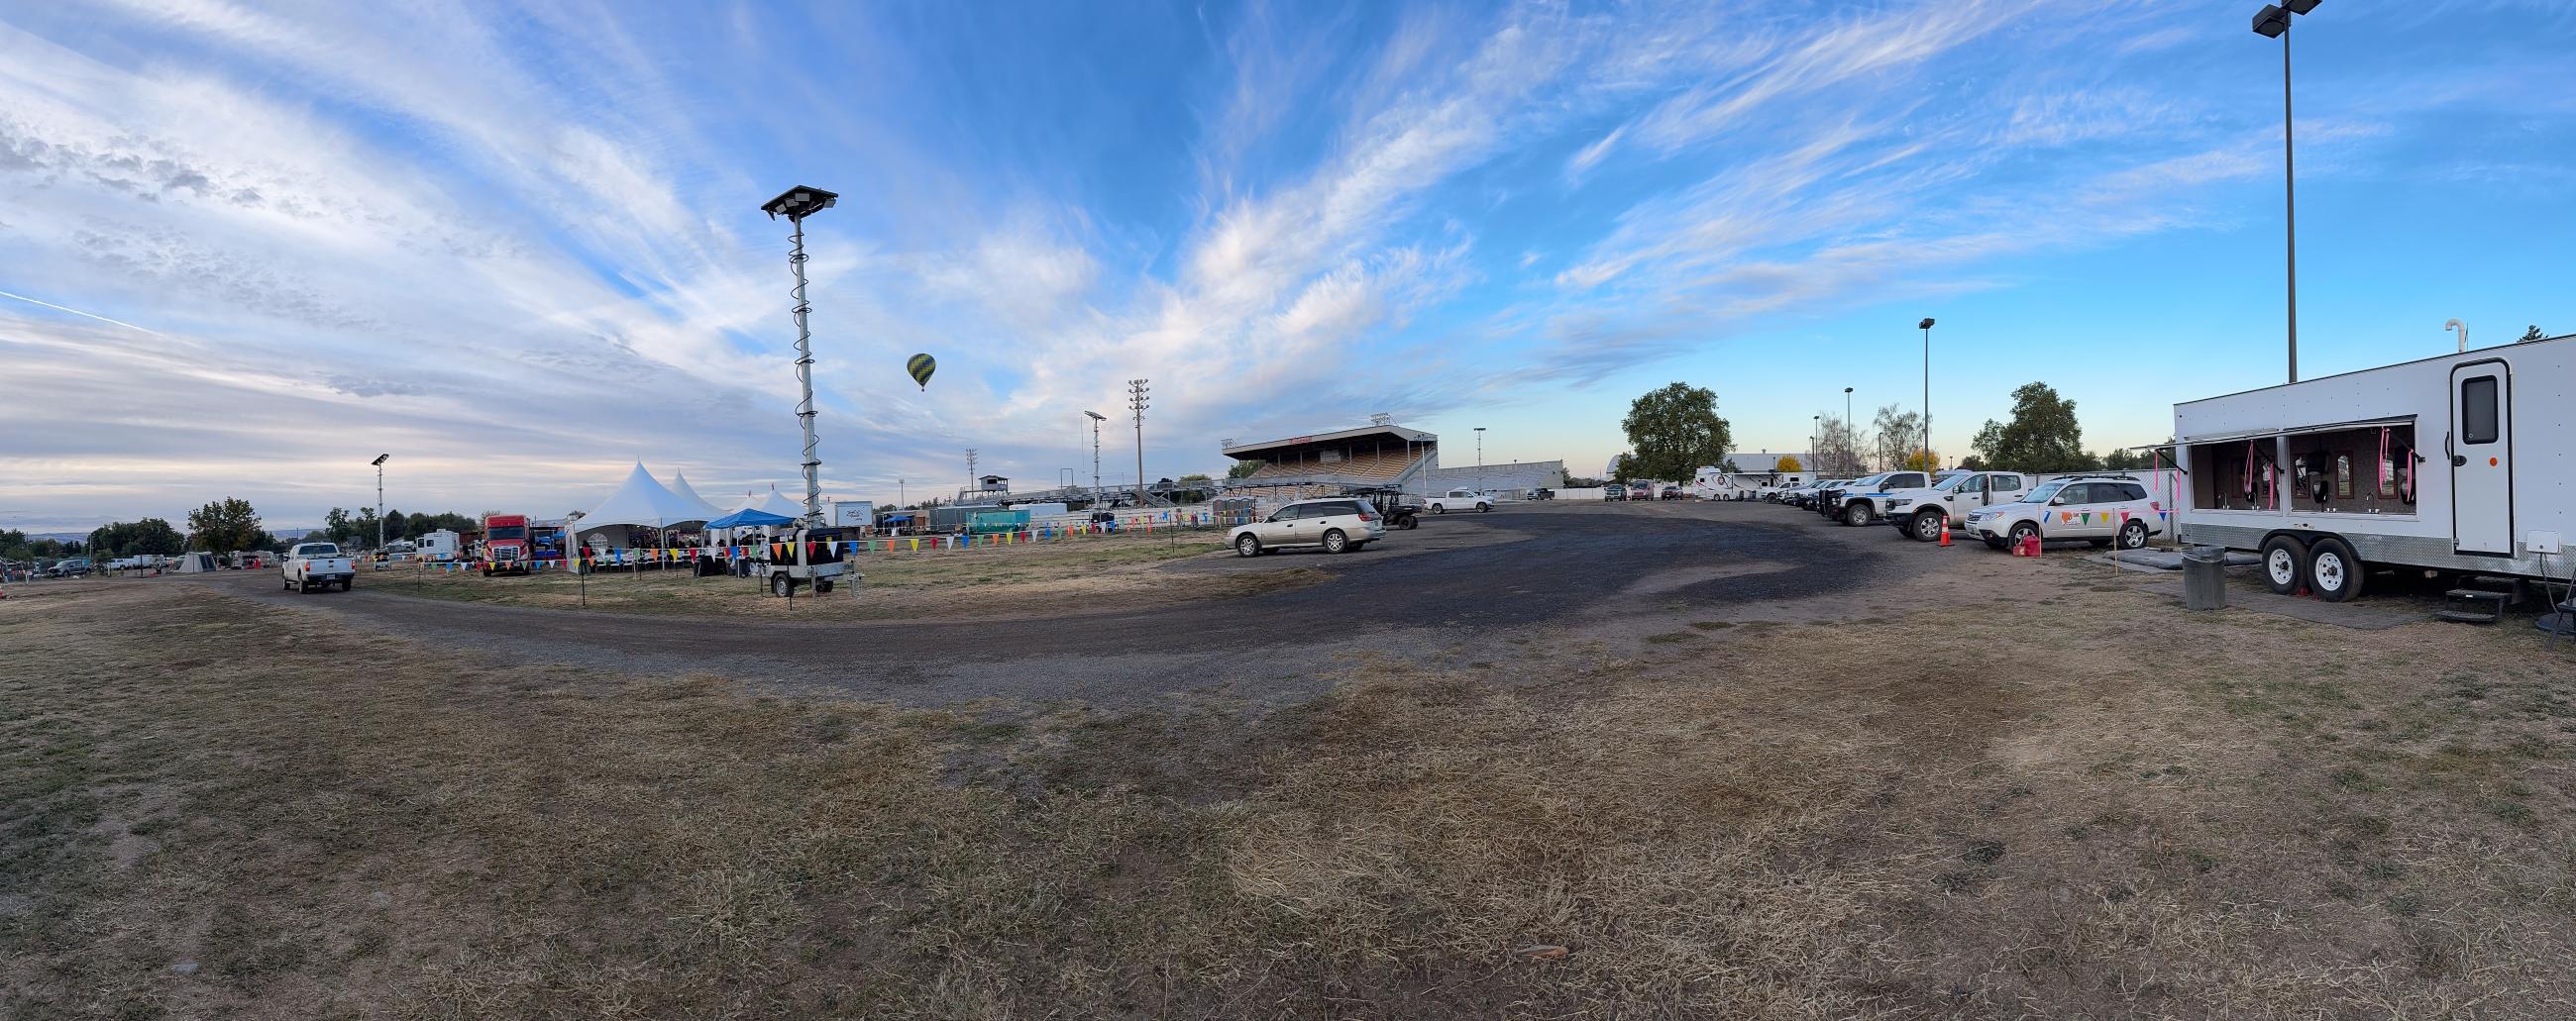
[{"x1": 1222, "y1": 423, "x2": 1442, "y2": 493}]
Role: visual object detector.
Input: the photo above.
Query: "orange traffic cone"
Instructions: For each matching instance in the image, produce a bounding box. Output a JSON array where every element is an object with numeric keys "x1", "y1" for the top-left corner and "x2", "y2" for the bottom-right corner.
[{"x1": 1938, "y1": 520, "x2": 1952, "y2": 547}]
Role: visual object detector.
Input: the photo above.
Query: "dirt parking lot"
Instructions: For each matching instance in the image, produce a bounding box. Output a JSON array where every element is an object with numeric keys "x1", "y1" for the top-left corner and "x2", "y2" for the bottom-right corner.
[{"x1": 6, "y1": 500, "x2": 2574, "y2": 1019}]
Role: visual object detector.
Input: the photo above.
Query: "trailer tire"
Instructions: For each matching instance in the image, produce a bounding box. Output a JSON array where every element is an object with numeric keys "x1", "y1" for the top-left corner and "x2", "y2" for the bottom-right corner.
[
  {"x1": 1909, "y1": 512, "x2": 1945, "y2": 542},
  {"x1": 772, "y1": 573, "x2": 792, "y2": 598},
  {"x1": 2307, "y1": 537, "x2": 2365, "y2": 602},
  {"x1": 2260, "y1": 535, "x2": 2308, "y2": 595}
]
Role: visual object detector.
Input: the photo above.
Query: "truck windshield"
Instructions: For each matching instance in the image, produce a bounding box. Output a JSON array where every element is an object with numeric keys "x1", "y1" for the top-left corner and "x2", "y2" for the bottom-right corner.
[
  {"x1": 490, "y1": 526, "x2": 526, "y2": 540},
  {"x1": 301, "y1": 544, "x2": 340, "y2": 556}
]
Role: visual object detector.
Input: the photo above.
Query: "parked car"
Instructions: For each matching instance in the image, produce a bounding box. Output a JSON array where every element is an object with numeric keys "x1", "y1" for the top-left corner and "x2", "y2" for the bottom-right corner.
[
  {"x1": 1230, "y1": 498, "x2": 1385, "y2": 556},
  {"x1": 1820, "y1": 471, "x2": 1935, "y2": 526},
  {"x1": 48, "y1": 558, "x2": 93, "y2": 578},
  {"x1": 1965, "y1": 475, "x2": 2162, "y2": 552},
  {"x1": 1602, "y1": 483, "x2": 1629, "y2": 501},
  {"x1": 279, "y1": 542, "x2": 357, "y2": 592},
  {"x1": 1882, "y1": 470, "x2": 2036, "y2": 542},
  {"x1": 1424, "y1": 488, "x2": 1494, "y2": 514},
  {"x1": 1659, "y1": 487, "x2": 1688, "y2": 500},
  {"x1": 1531, "y1": 487, "x2": 1555, "y2": 501}
]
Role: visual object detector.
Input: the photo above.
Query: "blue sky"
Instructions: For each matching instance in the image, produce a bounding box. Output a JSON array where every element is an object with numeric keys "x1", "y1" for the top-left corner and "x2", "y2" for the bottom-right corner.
[{"x1": 3, "y1": 0, "x2": 2571, "y2": 530}]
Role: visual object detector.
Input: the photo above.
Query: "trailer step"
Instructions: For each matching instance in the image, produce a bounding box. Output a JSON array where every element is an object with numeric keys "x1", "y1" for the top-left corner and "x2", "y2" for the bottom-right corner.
[{"x1": 2439, "y1": 588, "x2": 2510, "y2": 624}]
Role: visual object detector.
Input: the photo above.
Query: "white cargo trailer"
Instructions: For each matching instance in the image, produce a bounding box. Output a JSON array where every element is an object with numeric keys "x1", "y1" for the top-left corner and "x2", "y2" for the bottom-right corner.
[{"x1": 2172, "y1": 332, "x2": 2574, "y2": 604}]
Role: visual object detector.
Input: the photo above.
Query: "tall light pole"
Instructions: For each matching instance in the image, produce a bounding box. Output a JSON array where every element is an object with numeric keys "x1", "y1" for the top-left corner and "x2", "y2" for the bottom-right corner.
[
  {"x1": 1084, "y1": 410, "x2": 1107, "y2": 506},
  {"x1": 2253, "y1": 1, "x2": 2319, "y2": 382},
  {"x1": 1474, "y1": 427, "x2": 1486, "y2": 492},
  {"x1": 1127, "y1": 379, "x2": 1150, "y2": 505},
  {"x1": 1811, "y1": 414, "x2": 1821, "y2": 475},
  {"x1": 1918, "y1": 318, "x2": 1935, "y2": 469},
  {"x1": 966, "y1": 448, "x2": 978, "y2": 500},
  {"x1": 1844, "y1": 386, "x2": 1855, "y2": 473},
  {"x1": 371, "y1": 454, "x2": 388, "y2": 553},
  {"x1": 761, "y1": 184, "x2": 839, "y2": 525}
]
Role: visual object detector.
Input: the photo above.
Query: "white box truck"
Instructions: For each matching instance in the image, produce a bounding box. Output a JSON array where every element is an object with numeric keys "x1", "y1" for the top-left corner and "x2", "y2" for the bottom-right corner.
[{"x1": 2172, "y1": 332, "x2": 2574, "y2": 608}]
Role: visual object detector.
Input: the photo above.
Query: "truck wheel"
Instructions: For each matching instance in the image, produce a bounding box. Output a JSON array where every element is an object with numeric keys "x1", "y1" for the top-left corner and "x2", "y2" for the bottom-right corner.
[
  {"x1": 1476, "y1": 503, "x2": 1490, "y2": 512},
  {"x1": 2008, "y1": 521, "x2": 2040, "y2": 550},
  {"x1": 1322, "y1": 529, "x2": 1348, "y2": 554},
  {"x1": 1843, "y1": 502, "x2": 1872, "y2": 528},
  {"x1": 2307, "y1": 537, "x2": 2365, "y2": 602},
  {"x1": 1909, "y1": 512, "x2": 1945, "y2": 542},
  {"x1": 1432, "y1": 504, "x2": 1447, "y2": 514},
  {"x1": 297, "y1": 579, "x2": 312, "y2": 593},
  {"x1": 2116, "y1": 520, "x2": 2151, "y2": 550},
  {"x1": 2259, "y1": 535, "x2": 2308, "y2": 595},
  {"x1": 772, "y1": 573, "x2": 792, "y2": 598},
  {"x1": 1234, "y1": 534, "x2": 1262, "y2": 558}
]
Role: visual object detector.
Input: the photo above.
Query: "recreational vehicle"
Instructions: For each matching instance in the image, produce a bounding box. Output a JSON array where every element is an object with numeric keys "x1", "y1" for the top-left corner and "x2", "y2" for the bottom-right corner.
[{"x1": 2172, "y1": 332, "x2": 2575, "y2": 605}]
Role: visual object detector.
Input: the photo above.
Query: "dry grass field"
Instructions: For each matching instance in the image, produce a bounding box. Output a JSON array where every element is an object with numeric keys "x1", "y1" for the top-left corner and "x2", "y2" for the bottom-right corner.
[
  {"x1": 6, "y1": 564, "x2": 2576, "y2": 1018},
  {"x1": 357, "y1": 529, "x2": 1263, "y2": 621}
]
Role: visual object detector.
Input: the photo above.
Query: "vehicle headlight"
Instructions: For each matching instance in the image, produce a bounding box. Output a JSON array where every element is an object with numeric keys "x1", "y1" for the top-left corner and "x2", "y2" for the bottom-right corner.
[{"x1": 1887, "y1": 499, "x2": 1911, "y2": 509}]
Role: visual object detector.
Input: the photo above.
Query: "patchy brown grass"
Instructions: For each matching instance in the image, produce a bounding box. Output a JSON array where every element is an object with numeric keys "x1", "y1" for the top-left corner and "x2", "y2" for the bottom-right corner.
[
  {"x1": 358, "y1": 529, "x2": 1256, "y2": 620},
  {"x1": 6, "y1": 569, "x2": 2575, "y2": 1018}
]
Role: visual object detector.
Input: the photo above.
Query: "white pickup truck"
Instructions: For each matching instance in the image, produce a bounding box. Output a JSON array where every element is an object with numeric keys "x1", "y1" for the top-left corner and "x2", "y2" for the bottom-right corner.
[
  {"x1": 279, "y1": 542, "x2": 356, "y2": 593},
  {"x1": 1879, "y1": 470, "x2": 2035, "y2": 542},
  {"x1": 1423, "y1": 488, "x2": 1493, "y2": 514}
]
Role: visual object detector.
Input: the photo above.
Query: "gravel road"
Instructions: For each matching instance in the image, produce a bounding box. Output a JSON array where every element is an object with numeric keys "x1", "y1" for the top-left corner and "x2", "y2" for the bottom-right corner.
[{"x1": 197, "y1": 501, "x2": 1934, "y2": 706}]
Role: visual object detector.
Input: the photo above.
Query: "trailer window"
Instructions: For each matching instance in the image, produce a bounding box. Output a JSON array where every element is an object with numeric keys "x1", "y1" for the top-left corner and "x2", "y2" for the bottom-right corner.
[
  {"x1": 2461, "y1": 375, "x2": 2499, "y2": 444},
  {"x1": 2335, "y1": 454, "x2": 2352, "y2": 498}
]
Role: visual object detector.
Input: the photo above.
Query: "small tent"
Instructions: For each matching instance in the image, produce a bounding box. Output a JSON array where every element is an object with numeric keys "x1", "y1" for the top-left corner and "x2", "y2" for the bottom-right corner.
[{"x1": 173, "y1": 552, "x2": 219, "y2": 572}]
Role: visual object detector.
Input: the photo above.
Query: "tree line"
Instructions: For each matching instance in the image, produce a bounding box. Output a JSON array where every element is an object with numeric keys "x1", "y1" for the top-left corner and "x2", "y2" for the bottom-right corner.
[{"x1": 5, "y1": 500, "x2": 496, "y2": 564}]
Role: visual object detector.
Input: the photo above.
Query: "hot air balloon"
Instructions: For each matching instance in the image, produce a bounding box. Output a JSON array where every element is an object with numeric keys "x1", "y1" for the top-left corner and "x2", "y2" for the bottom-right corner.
[{"x1": 906, "y1": 354, "x2": 936, "y2": 390}]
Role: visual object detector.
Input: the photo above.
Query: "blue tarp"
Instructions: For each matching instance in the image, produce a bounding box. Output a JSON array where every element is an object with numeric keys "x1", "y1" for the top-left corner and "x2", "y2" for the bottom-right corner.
[{"x1": 704, "y1": 507, "x2": 797, "y2": 530}]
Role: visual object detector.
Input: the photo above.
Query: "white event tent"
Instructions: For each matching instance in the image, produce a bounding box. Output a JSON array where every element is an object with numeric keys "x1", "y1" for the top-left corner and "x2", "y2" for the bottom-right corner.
[
  {"x1": 572, "y1": 463, "x2": 719, "y2": 550},
  {"x1": 710, "y1": 484, "x2": 808, "y2": 544},
  {"x1": 667, "y1": 472, "x2": 728, "y2": 523}
]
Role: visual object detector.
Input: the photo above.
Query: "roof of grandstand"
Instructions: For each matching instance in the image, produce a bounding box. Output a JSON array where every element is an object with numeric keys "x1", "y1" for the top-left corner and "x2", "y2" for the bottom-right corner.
[{"x1": 1221, "y1": 423, "x2": 1436, "y2": 459}]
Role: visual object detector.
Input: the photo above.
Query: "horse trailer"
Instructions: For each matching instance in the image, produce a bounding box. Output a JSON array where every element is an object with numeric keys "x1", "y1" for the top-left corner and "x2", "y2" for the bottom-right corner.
[{"x1": 2172, "y1": 331, "x2": 2574, "y2": 603}]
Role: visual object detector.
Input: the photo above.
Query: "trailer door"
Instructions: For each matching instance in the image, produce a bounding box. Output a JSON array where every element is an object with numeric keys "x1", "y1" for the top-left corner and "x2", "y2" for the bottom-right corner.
[{"x1": 2449, "y1": 359, "x2": 2513, "y2": 555}]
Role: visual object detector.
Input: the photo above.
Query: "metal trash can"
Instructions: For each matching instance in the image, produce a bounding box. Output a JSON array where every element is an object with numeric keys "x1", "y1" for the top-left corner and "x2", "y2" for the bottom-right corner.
[{"x1": 2182, "y1": 546, "x2": 2227, "y2": 610}]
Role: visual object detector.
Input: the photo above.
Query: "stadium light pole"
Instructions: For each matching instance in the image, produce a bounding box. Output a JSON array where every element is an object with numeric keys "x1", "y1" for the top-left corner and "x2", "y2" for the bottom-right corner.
[
  {"x1": 1843, "y1": 387, "x2": 1855, "y2": 473},
  {"x1": 760, "y1": 184, "x2": 839, "y2": 525},
  {"x1": 2253, "y1": 1, "x2": 2319, "y2": 382},
  {"x1": 1084, "y1": 411, "x2": 1106, "y2": 507},
  {"x1": 1474, "y1": 427, "x2": 1486, "y2": 492},
  {"x1": 1127, "y1": 379, "x2": 1149, "y2": 506},
  {"x1": 966, "y1": 448, "x2": 978, "y2": 501},
  {"x1": 1918, "y1": 318, "x2": 1935, "y2": 469},
  {"x1": 371, "y1": 454, "x2": 388, "y2": 554}
]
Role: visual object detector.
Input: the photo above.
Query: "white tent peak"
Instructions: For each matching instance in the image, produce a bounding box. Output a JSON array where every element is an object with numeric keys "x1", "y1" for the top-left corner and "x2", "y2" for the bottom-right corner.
[
  {"x1": 574, "y1": 463, "x2": 715, "y2": 534},
  {"x1": 667, "y1": 472, "x2": 726, "y2": 521},
  {"x1": 734, "y1": 484, "x2": 805, "y2": 519}
]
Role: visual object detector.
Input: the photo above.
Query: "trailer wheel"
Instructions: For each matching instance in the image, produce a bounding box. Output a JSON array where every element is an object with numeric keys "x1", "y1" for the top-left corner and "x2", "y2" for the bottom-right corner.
[
  {"x1": 772, "y1": 573, "x2": 792, "y2": 598},
  {"x1": 2259, "y1": 535, "x2": 2308, "y2": 595},
  {"x1": 2307, "y1": 537, "x2": 2365, "y2": 602}
]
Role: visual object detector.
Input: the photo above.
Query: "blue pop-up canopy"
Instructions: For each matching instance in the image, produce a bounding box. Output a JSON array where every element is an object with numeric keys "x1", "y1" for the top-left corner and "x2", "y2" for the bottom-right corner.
[{"x1": 704, "y1": 507, "x2": 797, "y2": 530}]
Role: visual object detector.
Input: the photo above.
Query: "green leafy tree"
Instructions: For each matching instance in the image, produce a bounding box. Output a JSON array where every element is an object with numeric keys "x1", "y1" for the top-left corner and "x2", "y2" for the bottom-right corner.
[
  {"x1": 1226, "y1": 459, "x2": 1263, "y2": 479},
  {"x1": 188, "y1": 498, "x2": 268, "y2": 553},
  {"x1": 382, "y1": 510, "x2": 410, "y2": 542},
  {"x1": 2100, "y1": 448, "x2": 2151, "y2": 470},
  {"x1": 1957, "y1": 455, "x2": 1987, "y2": 470},
  {"x1": 1970, "y1": 383, "x2": 2098, "y2": 472},
  {"x1": 1620, "y1": 382, "x2": 1733, "y2": 481},
  {"x1": 2521, "y1": 325, "x2": 2547, "y2": 343}
]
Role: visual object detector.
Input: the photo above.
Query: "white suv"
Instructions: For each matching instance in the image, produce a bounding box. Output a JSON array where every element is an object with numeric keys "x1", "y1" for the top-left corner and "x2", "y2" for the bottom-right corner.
[
  {"x1": 1825, "y1": 470, "x2": 1942, "y2": 527},
  {"x1": 1965, "y1": 475, "x2": 2163, "y2": 551},
  {"x1": 1231, "y1": 498, "x2": 1387, "y2": 556},
  {"x1": 1882, "y1": 470, "x2": 2035, "y2": 542}
]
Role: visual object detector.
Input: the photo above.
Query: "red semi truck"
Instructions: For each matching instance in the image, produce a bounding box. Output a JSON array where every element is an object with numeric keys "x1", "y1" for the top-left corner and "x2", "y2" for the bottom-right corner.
[{"x1": 482, "y1": 514, "x2": 531, "y2": 576}]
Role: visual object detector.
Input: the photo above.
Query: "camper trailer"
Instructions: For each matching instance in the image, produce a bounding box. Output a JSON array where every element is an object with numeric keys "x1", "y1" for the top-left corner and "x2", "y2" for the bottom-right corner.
[
  {"x1": 415, "y1": 529, "x2": 464, "y2": 562},
  {"x1": 2172, "y1": 332, "x2": 2576, "y2": 605}
]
